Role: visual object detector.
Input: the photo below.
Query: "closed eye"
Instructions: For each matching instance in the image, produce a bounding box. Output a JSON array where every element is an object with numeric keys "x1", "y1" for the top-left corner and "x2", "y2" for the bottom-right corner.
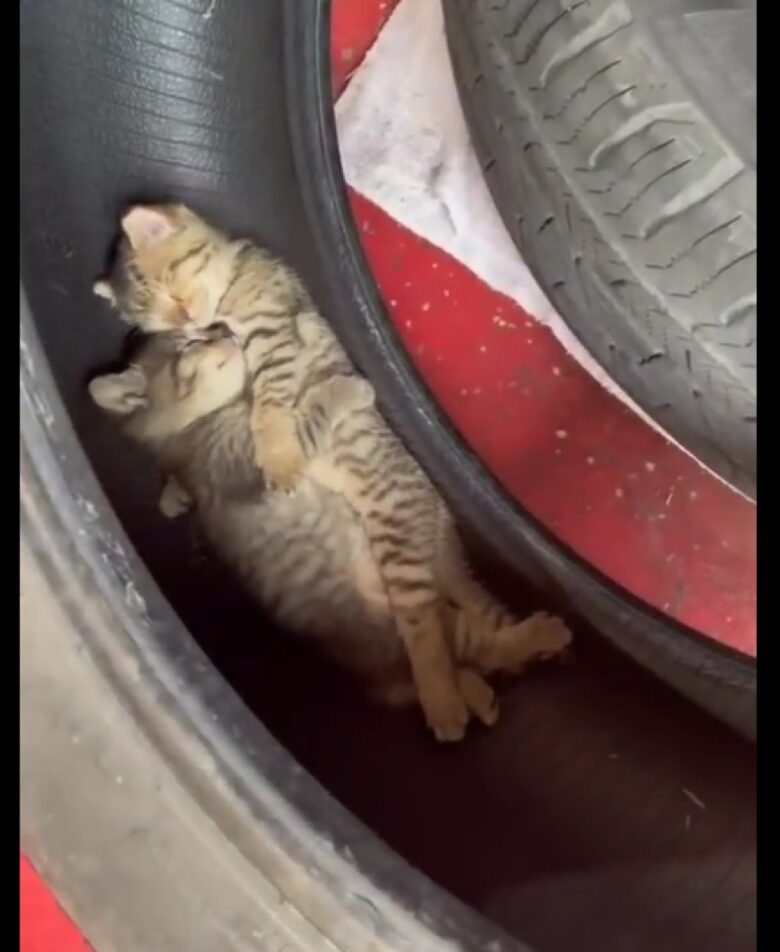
[{"x1": 177, "y1": 338, "x2": 201, "y2": 353}]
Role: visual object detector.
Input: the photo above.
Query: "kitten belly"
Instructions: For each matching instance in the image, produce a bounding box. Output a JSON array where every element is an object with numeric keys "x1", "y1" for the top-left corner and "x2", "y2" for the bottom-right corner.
[
  {"x1": 199, "y1": 481, "x2": 402, "y2": 674},
  {"x1": 272, "y1": 478, "x2": 392, "y2": 624},
  {"x1": 299, "y1": 462, "x2": 389, "y2": 612}
]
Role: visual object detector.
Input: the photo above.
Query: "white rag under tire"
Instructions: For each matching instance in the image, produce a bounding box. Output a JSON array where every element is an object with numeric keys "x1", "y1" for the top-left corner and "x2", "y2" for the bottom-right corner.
[{"x1": 444, "y1": 0, "x2": 756, "y2": 498}]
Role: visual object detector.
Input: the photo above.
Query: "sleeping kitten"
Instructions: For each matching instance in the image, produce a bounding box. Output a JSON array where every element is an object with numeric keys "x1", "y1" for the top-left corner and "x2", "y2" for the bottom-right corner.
[
  {"x1": 93, "y1": 204, "x2": 572, "y2": 740},
  {"x1": 89, "y1": 333, "x2": 571, "y2": 739},
  {"x1": 93, "y1": 204, "x2": 368, "y2": 492}
]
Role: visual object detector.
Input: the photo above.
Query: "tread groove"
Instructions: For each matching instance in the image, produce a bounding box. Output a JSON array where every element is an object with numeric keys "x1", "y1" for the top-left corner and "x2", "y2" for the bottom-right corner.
[
  {"x1": 540, "y1": 60, "x2": 622, "y2": 120},
  {"x1": 537, "y1": 2, "x2": 633, "y2": 89},
  {"x1": 516, "y1": 3, "x2": 588, "y2": 67}
]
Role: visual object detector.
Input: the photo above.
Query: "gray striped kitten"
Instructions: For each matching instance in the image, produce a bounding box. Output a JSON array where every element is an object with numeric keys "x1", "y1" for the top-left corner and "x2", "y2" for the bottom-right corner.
[{"x1": 93, "y1": 205, "x2": 572, "y2": 740}]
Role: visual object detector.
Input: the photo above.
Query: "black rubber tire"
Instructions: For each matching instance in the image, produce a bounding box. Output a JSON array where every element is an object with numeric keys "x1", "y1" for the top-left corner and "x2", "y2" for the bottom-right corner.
[
  {"x1": 20, "y1": 0, "x2": 755, "y2": 948},
  {"x1": 20, "y1": 4, "x2": 524, "y2": 949},
  {"x1": 443, "y1": 0, "x2": 757, "y2": 498}
]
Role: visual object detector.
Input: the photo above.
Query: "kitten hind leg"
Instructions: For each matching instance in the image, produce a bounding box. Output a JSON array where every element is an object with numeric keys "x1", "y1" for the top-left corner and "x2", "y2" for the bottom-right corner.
[
  {"x1": 456, "y1": 668, "x2": 499, "y2": 726},
  {"x1": 455, "y1": 610, "x2": 572, "y2": 676},
  {"x1": 435, "y1": 513, "x2": 516, "y2": 626},
  {"x1": 316, "y1": 453, "x2": 469, "y2": 740},
  {"x1": 396, "y1": 602, "x2": 470, "y2": 742},
  {"x1": 371, "y1": 667, "x2": 498, "y2": 727},
  {"x1": 437, "y1": 515, "x2": 571, "y2": 674},
  {"x1": 367, "y1": 531, "x2": 471, "y2": 741},
  {"x1": 296, "y1": 373, "x2": 375, "y2": 458}
]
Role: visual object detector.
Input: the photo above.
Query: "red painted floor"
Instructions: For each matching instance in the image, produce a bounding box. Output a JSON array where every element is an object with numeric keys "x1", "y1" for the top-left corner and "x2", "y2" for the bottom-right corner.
[
  {"x1": 21, "y1": 0, "x2": 756, "y2": 943},
  {"x1": 20, "y1": 857, "x2": 91, "y2": 952},
  {"x1": 331, "y1": 0, "x2": 398, "y2": 95}
]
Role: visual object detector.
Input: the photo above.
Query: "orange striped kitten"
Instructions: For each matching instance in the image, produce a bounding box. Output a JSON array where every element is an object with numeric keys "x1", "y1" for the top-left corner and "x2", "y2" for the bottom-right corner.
[{"x1": 93, "y1": 205, "x2": 572, "y2": 739}]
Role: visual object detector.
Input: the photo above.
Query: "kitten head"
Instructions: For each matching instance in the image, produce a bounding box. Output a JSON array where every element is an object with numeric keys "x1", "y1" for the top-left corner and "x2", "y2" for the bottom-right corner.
[
  {"x1": 89, "y1": 329, "x2": 248, "y2": 444},
  {"x1": 93, "y1": 204, "x2": 236, "y2": 334}
]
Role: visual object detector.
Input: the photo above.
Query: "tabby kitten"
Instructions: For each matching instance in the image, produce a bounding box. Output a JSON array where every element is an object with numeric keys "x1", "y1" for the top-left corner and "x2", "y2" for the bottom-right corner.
[
  {"x1": 93, "y1": 204, "x2": 572, "y2": 740},
  {"x1": 90, "y1": 332, "x2": 521, "y2": 727},
  {"x1": 93, "y1": 204, "x2": 367, "y2": 491}
]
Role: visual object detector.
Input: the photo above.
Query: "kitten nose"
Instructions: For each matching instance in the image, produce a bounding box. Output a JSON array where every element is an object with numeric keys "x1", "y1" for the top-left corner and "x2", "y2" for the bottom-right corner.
[
  {"x1": 204, "y1": 322, "x2": 231, "y2": 341},
  {"x1": 171, "y1": 302, "x2": 189, "y2": 325}
]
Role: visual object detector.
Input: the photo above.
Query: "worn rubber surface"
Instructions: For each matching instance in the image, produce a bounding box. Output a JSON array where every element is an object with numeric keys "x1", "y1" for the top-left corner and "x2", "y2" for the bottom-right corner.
[
  {"x1": 21, "y1": 0, "x2": 754, "y2": 950},
  {"x1": 444, "y1": 0, "x2": 757, "y2": 496}
]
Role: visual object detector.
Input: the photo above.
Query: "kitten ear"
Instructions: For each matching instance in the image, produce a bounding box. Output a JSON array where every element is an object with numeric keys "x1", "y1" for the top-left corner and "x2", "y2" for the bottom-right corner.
[
  {"x1": 92, "y1": 279, "x2": 116, "y2": 303},
  {"x1": 88, "y1": 366, "x2": 148, "y2": 415},
  {"x1": 120, "y1": 205, "x2": 178, "y2": 250}
]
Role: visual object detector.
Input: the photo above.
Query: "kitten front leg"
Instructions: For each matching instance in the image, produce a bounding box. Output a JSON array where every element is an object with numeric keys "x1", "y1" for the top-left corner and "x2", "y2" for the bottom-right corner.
[
  {"x1": 251, "y1": 403, "x2": 306, "y2": 492},
  {"x1": 244, "y1": 328, "x2": 309, "y2": 490},
  {"x1": 252, "y1": 373, "x2": 374, "y2": 486}
]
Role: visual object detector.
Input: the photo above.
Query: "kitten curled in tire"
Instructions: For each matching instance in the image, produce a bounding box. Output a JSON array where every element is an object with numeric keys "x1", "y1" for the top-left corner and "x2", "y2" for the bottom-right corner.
[{"x1": 92, "y1": 204, "x2": 572, "y2": 739}]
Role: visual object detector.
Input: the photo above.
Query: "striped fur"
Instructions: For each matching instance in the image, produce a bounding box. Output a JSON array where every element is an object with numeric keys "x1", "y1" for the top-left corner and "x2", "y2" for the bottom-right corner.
[{"x1": 93, "y1": 205, "x2": 572, "y2": 740}]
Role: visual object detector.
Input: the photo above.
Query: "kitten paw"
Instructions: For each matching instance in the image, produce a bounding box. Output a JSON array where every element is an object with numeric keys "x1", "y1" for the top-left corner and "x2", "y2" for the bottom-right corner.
[
  {"x1": 316, "y1": 375, "x2": 375, "y2": 416},
  {"x1": 457, "y1": 669, "x2": 499, "y2": 727},
  {"x1": 422, "y1": 686, "x2": 470, "y2": 742},
  {"x1": 495, "y1": 612, "x2": 573, "y2": 673},
  {"x1": 158, "y1": 477, "x2": 193, "y2": 519},
  {"x1": 258, "y1": 443, "x2": 306, "y2": 493},
  {"x1": 524, "y1": 612, "x2": 573, "y2": 659}
]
